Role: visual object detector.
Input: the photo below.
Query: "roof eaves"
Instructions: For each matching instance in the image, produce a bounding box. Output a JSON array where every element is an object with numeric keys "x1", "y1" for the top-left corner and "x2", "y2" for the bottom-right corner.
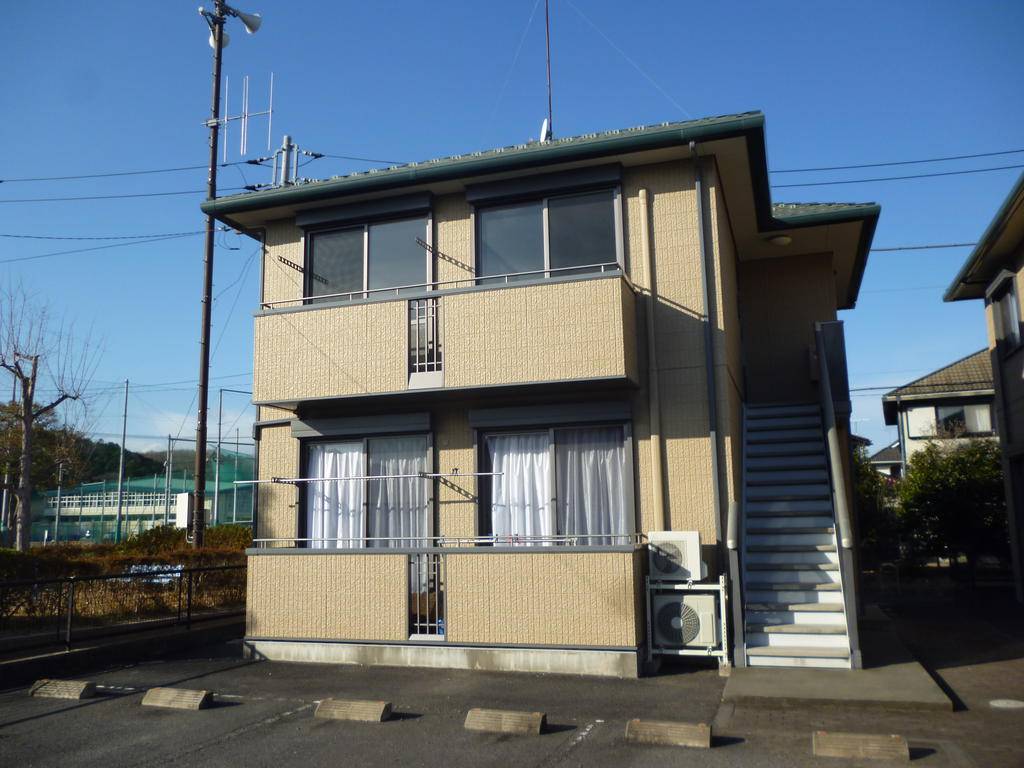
[{"x1": 944, "y1": 170, "x2": 1024, "y2": 302}]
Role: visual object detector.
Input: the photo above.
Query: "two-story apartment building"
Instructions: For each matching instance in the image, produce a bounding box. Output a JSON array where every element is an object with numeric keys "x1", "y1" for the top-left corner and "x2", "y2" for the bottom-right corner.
[
  {"x1": 945, "y1": 171, "x2": 1024, "y2": 602},
  {"x1": 881, "y1": 350, "x2": 996, "y2": 472},
  {"x1": 203, "y1": 111, "x2": 880, "y2": 675}
]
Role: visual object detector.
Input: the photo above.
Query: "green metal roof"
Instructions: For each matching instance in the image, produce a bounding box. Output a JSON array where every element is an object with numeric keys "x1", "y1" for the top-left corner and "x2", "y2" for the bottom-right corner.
[
  {"x1": 945, "y1": 170, "x2": 1024, "y2": 302},
  {"x1": 772, "y1": 202, "x2": 880, "y2": 223}
]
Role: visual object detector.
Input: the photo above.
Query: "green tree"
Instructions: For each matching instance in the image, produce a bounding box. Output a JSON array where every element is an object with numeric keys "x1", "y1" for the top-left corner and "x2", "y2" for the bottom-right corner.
[
  {"x1": 852, "y1": 445, "x2": 900, "y2": 566},
  {"x1": 898, "y1": 438, "x2": 1008, "y2": 570}
]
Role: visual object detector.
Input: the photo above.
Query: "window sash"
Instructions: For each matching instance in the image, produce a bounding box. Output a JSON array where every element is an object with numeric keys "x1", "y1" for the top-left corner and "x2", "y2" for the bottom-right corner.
[
  {"x1": 304, "y1": 433, "x2": 433, "y2": 548},
  {"x1": 475, "y1": 188, "x2": 623, "y2": 283},
  {"x1": 306, "y1": 216, "x2": 431, "y2": 301}
]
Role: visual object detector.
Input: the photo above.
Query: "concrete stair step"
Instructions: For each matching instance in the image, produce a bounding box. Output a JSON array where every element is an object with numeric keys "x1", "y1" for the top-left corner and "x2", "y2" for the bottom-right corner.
[
  {"x1": 746, "y1": 484, "x2": 831, "y2": 500},
  {"x1": 747, "y1": 526, "x2": 834, "y2": 535},
  {"x1": 747, "y1": 441, "x2": 825, "y2": 457},
  {"x1": 746, "y1": 404, "x2": 820, "y2": 418},
  {"x1": 747, "y1": 429, "x2": 824, "y2": 444},
  {"x1": 746, "y1": 544, "x2": 837, "y2": 553},
  {"x1": 745, "y1": 581, "x2": 842, "y2": 591},
  {"x1": 747, "y1": 416, "x2": 822, "y2": 431},
  {"x1": 746, "y1": 455, "x2": 827, "y2": 471},
  {"x1": 745, "y1": 651, "x2": 847, "y2": 663},
  {"x1": 746, "y1": 500, "x2": 833, "y2": 515},
  {"x1": 747, "y1": 469, "x2": 830, "y2": 486},
  {"x1": 747, "y1": 623, "x2": 848, "y2": 635},
  {"x1": 745, "y1": 602, "x2": 845, "y2": 613},
  {"x1": 747, "y1": 562, "x2": 839, "y2": 571}
]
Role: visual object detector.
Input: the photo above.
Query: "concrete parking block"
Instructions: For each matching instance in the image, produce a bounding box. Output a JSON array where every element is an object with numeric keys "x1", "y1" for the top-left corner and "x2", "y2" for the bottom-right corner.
[
  {"x1": 464, "y1": 707, "x2": 546, "y2": 735},
  {"x1": 624, "y1": 719, "x2": 712, "y2": 748},
  {"x1": 314, "y1": 698, "x2": 392, "y2": 722},
  {"x1": 141, "y1": 687, "x2": 214, "y2": 710},
  {"x1": 812, "y1": 730, "x2": 910, "y2": 761},
  {"x1": 29, "y1": 679, "x2": 97, "y2": 700}
]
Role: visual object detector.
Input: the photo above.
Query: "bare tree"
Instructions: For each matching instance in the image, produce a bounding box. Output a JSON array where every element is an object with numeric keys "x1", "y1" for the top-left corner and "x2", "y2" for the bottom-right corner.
[{"x1": 0, "y1": 283, "x2": 98, "y2": 551}]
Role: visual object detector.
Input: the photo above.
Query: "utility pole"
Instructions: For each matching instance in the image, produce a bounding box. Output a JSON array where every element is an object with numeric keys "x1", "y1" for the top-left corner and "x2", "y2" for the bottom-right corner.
[
  {"x1": 232, "y1": 427, "x2": 239, "y2": 523},
  {"x1": 54, "y1": 461, "x2": 65, "y2": 543},
  {"x1": 194, "y1": 2, "x2": 261, "y2": 549},
  {"x1": 114, "y1": 379, "x2": 128, "y2": 543},
  {"x1": 164, "y1": 435, "x2": 172, "y2": 525},
  {"x1": 213, "y1": 388, "x2": 224, "y2": 526}
]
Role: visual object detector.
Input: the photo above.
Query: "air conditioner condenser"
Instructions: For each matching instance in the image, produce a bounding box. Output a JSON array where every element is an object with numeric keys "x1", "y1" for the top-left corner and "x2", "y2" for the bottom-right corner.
[{"x1": 652, "y1": 593, "x2": 719, "y2": 649}]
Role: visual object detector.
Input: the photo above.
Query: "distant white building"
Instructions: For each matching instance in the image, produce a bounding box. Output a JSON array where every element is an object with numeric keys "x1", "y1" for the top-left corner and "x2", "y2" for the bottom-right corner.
[{"x1": 881, "y1": 350, "x2": 995, "y2": 472}]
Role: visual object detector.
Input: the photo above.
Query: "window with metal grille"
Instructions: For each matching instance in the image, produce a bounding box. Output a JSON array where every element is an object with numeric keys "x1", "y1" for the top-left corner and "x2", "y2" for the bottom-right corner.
[{"x1": 408, "y1": 297, "x2": 442, "y2": 374}]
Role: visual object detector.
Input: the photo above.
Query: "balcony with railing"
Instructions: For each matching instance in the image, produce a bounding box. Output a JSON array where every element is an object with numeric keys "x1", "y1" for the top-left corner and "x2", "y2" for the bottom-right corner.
[{"x1": 252, "y1": 264, "x2": 638, "y2": 404}]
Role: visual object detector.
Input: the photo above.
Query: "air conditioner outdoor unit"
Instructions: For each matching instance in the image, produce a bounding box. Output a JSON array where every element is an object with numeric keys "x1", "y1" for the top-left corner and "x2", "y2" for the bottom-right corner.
[
  {"x1": 648, "y1": 531, "x2": 706, "y2": 582},
  {"x1": 652, "y1": 593, "x2": 719, "y2": 649}
]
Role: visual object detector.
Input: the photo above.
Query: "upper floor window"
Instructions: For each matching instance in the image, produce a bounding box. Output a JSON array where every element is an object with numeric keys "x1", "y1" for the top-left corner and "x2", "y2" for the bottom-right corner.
[
  {"x1": 307, "y1": 217, "x2": 429, "y2": 302},
  {"x1": 476, "y1": 189, "x2": 621, "y2": 284},
  {"x1": 936, "y1": 403, "x2": 993, "y2": 436}
]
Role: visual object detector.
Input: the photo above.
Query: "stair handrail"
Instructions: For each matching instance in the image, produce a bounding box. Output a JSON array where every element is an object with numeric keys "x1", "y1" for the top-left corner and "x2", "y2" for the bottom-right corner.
[{"x1": 815, "y1": 323, "x2": 853, "y2": 549}]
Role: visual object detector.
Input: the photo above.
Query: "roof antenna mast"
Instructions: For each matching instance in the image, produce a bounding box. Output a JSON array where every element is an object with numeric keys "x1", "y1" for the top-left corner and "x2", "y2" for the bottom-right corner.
[{"x1": 543, "y1": 0, "x2": 554, "y2": 142}]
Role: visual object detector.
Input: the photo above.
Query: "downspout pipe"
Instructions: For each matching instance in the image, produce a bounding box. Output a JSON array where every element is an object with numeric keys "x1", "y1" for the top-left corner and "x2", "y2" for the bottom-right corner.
[
  {"x1": 639, "y1": 188, "x2": 669, "y2": 531},
  {"x1": 691, "y1": 141, "x2": 726, "y2": 570}
]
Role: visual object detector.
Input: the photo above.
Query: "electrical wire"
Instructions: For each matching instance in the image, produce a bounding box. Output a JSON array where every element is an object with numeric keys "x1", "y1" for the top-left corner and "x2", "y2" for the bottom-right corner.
[
  {"x1": 772, "y1": 163, "x2": 1024, "y2": 189},
  {"x1": 0, "y1": 188, "x2": 245, "y2": 204},
  {"x1": 870, "y1": 243, "x2": 976, "y2": 252},
  {"x1": 0, "y1": 233, "x2": 204, "y2": 265},
  {"x1": 0, "y1": 229, "x2": 211, "y2": 242},
  {"x1": 771, "y1": 147, "x2": 1024, "y2": 174},
  {"x1": 565, "y1": 0, "x2": 691, "y2": 118},
  {"x1": 319, "y1": 153, "x2": 406, "y2": 166},
  {"x1": 487, "y1": 0, "x2": 544, "y2": 126},
  {"x1": 0, "y1": 161, "x2": 250, "y2": 184}
]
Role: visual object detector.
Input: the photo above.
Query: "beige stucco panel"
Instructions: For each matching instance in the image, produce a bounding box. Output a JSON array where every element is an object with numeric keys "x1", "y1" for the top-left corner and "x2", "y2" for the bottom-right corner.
[
  {"x1": 445, "y1": 550, "x2": 642, "y2": 647},
  {"x1": 443, "y1": 277, "x2": 636, "y2": 388},
  {"x1": 254, "y1": 300, "x2": 408, "y2": 402},
  {"x1": 434, "y1": 193, "x2": 475, "y2": 286},
  {"x1": 247, "y1": 554, "x2": 407, "y2": 641},
  {"x1": 262, "y1": 220, "x2": 305, "y2": 307},
  {"x1": 435, "y1": 405, "x2": 478, "y2": 539},
  {"x1": 256, "y1": 425, "x2": 298, "y2": 543}
]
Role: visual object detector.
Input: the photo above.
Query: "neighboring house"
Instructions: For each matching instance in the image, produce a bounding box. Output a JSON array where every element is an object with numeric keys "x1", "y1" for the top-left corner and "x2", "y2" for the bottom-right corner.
[
  {"x1": 881, "y1": 350, "x2": 996, "y2": 470},
  {"x1": 945, "y1": 171, "x2": 1024, "y2": 602},
  {"x1": 869, "y1": 441, "x2": 902, "y2": 479},
  {"x1": 203, "y1": 111, "x2": 879, "y2": 674}
]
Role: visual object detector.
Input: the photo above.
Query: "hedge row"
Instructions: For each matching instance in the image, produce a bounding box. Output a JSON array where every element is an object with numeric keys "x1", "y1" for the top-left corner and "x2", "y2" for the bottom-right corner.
[{"x1": 0, "y1": 524, "x2": 251, "y2": 582}]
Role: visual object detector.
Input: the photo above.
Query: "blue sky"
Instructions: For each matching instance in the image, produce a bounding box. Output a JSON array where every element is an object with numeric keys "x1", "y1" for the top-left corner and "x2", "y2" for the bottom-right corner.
[{"x1": 1, "y1": 0, "x2": 1022, "y2": 455}]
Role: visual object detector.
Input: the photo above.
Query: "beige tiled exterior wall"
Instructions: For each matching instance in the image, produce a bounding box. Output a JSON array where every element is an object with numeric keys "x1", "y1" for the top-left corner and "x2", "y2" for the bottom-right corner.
[
  {"x1": 246, "y1": 549, "x2": 643, "y2": 648},
  {"x1": 253, "y1": 300, "x2": 408, "y2": 402},
  {"x1": 246, "y1": 554, "x2": 407, "y2": 640},
  {"x1": 444, "y1": 277, "x2": 637, "y2": 388},
  {"x1": 446, "y1": 549, "x2": 642, "y2": 647},
  {"x1": 256, "y1": 425, "x2": 298, "y2": 544},
  {"x1": 435, "y1": 405, "x2": 477, "y2": 539},
  {"x1": 738, "y1": 251, "x2": 837, "y2": 404},
  {"x1": 262, "y1": 219, "x2": 305, "y2": 307},
  {"x1": 434, "y1": 193, "x2": 475, "y2": 285}
]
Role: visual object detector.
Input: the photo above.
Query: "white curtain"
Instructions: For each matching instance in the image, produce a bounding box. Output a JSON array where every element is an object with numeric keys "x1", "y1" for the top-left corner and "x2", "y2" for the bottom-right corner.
[
  {"x1": 367, "y1": 436, "x2": 429, "y2": 548},
  {"x1": 555, "y1": 427, "x2": 628, "y2": 544},
  {"x1": 488, "y1": 432, "x2": 553, "y2": 543},
  {"x1": 306, "y1": 441, "x2": 364, "y2": 549}
]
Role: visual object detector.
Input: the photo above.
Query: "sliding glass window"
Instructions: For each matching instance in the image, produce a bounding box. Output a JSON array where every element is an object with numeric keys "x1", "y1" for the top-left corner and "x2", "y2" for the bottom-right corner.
[
  {"x1": 305, "y1": 435, "x2": 431, "y2": 548},
  {"x1": 476, "y1": 189, "x2": 621, "y2": 284},
  {"x1": 483, "y1": 424, "x2": 630, "y2": 545},
  {"x1": 306, "y1": 216, "x2": 430, "y2": 301}
]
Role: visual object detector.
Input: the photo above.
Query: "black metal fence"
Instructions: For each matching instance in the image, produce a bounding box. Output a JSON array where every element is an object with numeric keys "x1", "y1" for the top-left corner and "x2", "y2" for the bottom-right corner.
[{"x1": 0, "y1": 564, "x2": 246, "y2": 655}]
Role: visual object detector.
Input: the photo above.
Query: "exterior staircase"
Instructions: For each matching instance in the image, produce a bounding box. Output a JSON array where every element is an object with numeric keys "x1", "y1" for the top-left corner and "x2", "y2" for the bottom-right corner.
[{"x1": 740, "y1": 402, "x2": 854, "y2": 669}]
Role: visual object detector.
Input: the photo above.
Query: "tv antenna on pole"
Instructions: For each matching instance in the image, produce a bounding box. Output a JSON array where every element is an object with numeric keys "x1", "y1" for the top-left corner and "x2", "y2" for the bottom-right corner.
[
  {"x1": 217, "y1": 72, "x2": 275, "y2": 162},
  {"x1": 541, "y1": 0, "x2": 553, "y2": 142}
]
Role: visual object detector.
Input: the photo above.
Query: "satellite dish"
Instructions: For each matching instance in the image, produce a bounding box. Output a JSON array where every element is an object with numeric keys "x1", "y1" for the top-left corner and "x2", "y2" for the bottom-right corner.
[
  {"x1": 539, "y1": 118, "x2": 551, "y2": 143},
  {"x1": 235, "y1": 10, "x2": 262, "y2": 34}
]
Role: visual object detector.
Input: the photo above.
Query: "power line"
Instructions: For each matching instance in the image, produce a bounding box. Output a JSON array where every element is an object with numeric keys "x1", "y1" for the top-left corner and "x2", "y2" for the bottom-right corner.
[
  {"x1": 0, "y1": 233, "x2": 204, "y2": 265},
  {"x1": 0, "y1": 188, "x2": 245, "y2": 204},
  {"x1": 771, "y1": 147, "x2": 1024, "y2": 174},
  {"x1": 319, "y1": 153, "x2": 406, "y2": 166},
  {"x1": 0, "y1": 229, "x2": 221, "y2": 242},
  {"x1": 0, "y1": 161, "x2": 250, "y2": 184},
  {"x1": 565, "y1": 0, "x2": 691, "y2": 118},
  {"x1": 870, "y1": 243, "x2": 976, "y2": 252},
  {"x1": 772, "y1": 163, "x2": 1024, "y2": 189}
]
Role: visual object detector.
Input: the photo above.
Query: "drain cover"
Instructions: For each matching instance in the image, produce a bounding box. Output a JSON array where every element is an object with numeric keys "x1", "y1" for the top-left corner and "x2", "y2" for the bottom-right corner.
[{"x1": 989, "y1": 699, "x2": 1024, "y2": 710}]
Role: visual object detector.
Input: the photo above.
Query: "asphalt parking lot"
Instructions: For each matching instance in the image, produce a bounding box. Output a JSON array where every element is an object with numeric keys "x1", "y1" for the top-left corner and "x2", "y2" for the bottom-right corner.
[{"x1": 1, "y1": 637, "x2": 1021, "y2": 767}]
